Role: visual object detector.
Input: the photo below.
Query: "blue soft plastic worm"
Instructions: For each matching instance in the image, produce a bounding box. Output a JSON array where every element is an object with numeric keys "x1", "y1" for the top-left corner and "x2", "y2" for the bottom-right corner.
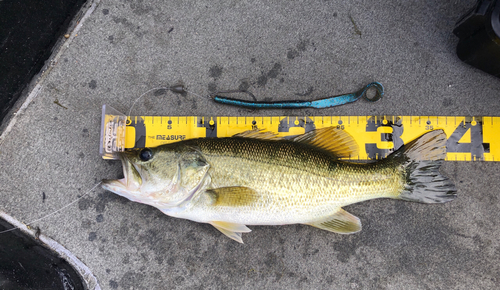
[{"x1": 212, "y1": 82, "x2": 383, "y2": 109}]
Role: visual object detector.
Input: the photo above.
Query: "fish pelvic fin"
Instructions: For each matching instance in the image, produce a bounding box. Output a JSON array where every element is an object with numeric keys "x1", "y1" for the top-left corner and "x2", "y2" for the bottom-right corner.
[
  {"x1": 291, "y1": 127, "x2": 359, "y2": 158},
  {"x1": 209, "y1": 221, "x2": 251, "y2": 243},
  {"x1": 305, "y1": 208, "x2": 361, "y2": 234},
  {"x1": 390, "y1": 129, "x2": 457, "y2": 203}
]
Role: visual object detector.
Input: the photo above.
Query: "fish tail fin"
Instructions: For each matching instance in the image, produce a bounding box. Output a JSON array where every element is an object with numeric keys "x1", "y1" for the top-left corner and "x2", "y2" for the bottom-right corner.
[{"x1": 389, "y1": 129, "x2": 457, "y2": 203}]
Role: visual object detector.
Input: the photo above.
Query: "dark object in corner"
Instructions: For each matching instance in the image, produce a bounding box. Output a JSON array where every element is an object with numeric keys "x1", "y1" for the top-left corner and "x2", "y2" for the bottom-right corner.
[
  {"x1": 0, "y1": 218, "x2": 85, "y2": 290},
  {"x1": 0, "y1": 0, "x2": 86, "y2": 126},
  {"x1": 454, "y1": 0, "x2": 500, "y2": 77}
]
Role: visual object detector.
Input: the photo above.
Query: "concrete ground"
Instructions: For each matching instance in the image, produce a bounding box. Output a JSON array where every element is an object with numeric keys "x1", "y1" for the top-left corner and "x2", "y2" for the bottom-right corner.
[{"x1": 1, "y1": 0, "x2": 500, "y2": 289}]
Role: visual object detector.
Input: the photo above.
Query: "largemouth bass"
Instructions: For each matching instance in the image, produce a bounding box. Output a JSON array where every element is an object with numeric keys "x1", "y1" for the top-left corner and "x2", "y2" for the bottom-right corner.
[{"x1": 102, "y1": 128, "x2": 456, "y2": 243}]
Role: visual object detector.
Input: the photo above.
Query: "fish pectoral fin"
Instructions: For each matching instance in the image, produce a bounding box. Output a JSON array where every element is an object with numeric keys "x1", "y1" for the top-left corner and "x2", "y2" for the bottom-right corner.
[
  {"x1": 210, "y1": 221, "x2": 251, "y2": 244},
  {"x1": 291, "y1": 127, "x2": 359, "y2": 158},
  {"x1": 306, "y1": 208, "x2": 361, "y2": 234},
  {"x1": 207, "y1": 186, "x2": 259, "y2": 207}
]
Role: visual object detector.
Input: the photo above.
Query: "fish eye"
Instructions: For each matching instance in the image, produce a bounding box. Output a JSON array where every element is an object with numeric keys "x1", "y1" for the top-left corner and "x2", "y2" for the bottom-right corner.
[{"x1": 139, "y1": 148, "x2": 153, "y2": 161}]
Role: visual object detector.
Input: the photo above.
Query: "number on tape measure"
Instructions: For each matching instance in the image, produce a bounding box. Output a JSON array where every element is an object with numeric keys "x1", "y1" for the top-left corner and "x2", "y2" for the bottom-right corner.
[{"x1": 99, "y1": 106, "x2": 499, "y2": 161}]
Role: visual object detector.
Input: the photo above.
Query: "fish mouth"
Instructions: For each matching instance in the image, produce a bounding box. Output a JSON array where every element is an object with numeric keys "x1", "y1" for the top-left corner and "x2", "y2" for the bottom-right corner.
[{"x1": 102, "y1": 151, "x2": 143, "y2": 198}]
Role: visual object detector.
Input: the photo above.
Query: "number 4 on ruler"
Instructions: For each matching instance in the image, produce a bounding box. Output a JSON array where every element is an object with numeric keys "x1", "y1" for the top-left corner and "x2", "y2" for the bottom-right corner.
[{"x1": 446, "y1": 118, "x2": 490, "y2": 160}]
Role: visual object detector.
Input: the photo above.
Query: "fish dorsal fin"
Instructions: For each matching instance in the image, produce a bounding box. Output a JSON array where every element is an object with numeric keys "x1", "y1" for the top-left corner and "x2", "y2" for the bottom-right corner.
[
  {"x1": 291, "y1": 127, "x2": 359, "y2": 158},
  {"x1": 306, "y1": 208, "x2": 361, "y2": 234},
  {"x1": 232, "y1": 129, "x2": 284, "y2": 141},
  {"x1": 233, "y1": 127, "x2": 358, "y2": 158},
  {"x1": 207, "y1": 186, "x2": 260, "y2": 207},
  {"x1": 210, "y1": 221, "x2": 252, "y2": 243}
]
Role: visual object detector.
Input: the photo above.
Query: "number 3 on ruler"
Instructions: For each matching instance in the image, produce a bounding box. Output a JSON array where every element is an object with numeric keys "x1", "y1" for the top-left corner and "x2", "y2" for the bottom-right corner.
[{"x1": 365, "y1": 117, "x2": 404, "y2": 160}]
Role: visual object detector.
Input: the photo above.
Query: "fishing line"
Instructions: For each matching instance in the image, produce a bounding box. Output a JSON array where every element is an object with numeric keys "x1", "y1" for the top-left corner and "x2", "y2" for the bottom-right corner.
[
  {"x1": 0, "y1": 181, "x2": 102, "y2": 234},
  {"x1": 127, "y1": 85, "x2": 209, "y2": 116}
]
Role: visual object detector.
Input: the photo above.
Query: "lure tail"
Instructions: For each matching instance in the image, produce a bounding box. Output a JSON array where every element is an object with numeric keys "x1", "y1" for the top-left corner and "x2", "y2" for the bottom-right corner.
[{"x1": 389, "y1": 130, "x2": 457, "y2": 203}]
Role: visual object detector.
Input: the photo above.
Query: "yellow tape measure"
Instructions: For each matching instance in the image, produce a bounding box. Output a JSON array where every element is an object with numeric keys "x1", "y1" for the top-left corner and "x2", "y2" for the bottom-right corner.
[{"x1": 99, "y1": 105, "x2": 499, "y2": 161}]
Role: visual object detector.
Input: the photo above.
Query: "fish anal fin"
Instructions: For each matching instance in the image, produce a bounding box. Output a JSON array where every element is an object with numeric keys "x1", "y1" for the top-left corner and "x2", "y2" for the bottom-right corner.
[
  {"x1": 210, "y1": 221, "x2": 251, "y2": 243},
  {"x1": 210, "y1": 221, "x2": 251, "y2": 233},
  {"x1": 306, "y1": 208, "x2": 361, "y2": 234},
  {"x1": 291, "y1": 127, "x2": 359, "y2": 158},
  {"x1": 232, "y1": 129, "x2": 283, "y2": 141},
  {"x1": 207, "y1": 186, "x2": 260, "y2": 207}
]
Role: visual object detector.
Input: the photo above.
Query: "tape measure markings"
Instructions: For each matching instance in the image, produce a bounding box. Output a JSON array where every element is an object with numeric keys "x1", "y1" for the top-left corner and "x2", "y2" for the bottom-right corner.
[{"x1": 100, "y1": 109, "x2": 498, "y2": 161}]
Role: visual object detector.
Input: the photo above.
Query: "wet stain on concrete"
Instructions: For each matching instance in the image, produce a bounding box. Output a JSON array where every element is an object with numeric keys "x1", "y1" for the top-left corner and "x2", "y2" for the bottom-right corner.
[
  {"x1": 174, "y1": 276, "x2": 185, "y2": 284},
  {"x1": 257, "y1": 63, "x2": 282, "y2": 87},
  {"x1": 297, "y1": 40, "x2": 308, "y2": 52},
  {"x1": 287, "y1": 49, "x2": 300, "y2": 60},
  {"x1": 257, "y1": 75, "x2": 268, "y2": 87},
  {"x1": 118, "y1": 223, "x2": 129, "y2": 239},
  {"x1": 138, "y1": 228, "x2": 173, "y2": 265},
  {"x1": 102, "y1": 9, "x2": 109, "y2": 15},
  {"x1": 287, "y1": 40, "x2": 310, "y2": 60},
  {"x1": 112, "y1": 17, "x2": 145, "y2": 37},
  {"x1": 95, "y1": 192, "x2": 127, "y2": 213},
  {"x1": 109, "y1": 280, "x2": 118, "y2": 289},
  {"x1": 264, "y1": 252, "x2": 278, "y2": 267},
  {"x1": 95, "y1": 197, "x2": 108, "y2": 213},
  {"x1": 443, "y1": 97, "x2": 453, "y2": 107},
  {"x1": 81, "y1": 219, "x2": 91, "y2": 229},
  {"x1": 79, "y1": 190, "x2": 128, "y2": 214},
  {"x1": 119, "y1": 271, "x2": 144, "y2": 289},
  {"x1": 209, "y1": 65, "x2": 223, "y2": 79},
  {"x1": 267, "y1": 63, "x2": 281, "y2": 78},
  {"x1": 88, "y1": 232, "x2": 97, "y2": 241},
  {"x1": 208, "y1": 82, "x2": 217, "y2": 93},
  {"x1": 78, "y1": 198, "x2": 91, "y2": 211},
  {"x1": 96, "y1": 214, "x2": 104, "y2": 223},
  {"x1": 130, "y1": 2, "x2": 153, "y2": 16},
  {"x1": 88, "y1": 80, "x2": 97, "y2": 89},
  {"x1": 238, "y1": 80, "x2": 250, "y2": 91}
]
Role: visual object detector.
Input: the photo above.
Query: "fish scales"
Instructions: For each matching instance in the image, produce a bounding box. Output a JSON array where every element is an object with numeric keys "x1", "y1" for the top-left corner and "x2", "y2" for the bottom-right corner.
[
  {"x1": 102, "y1": 128, "x2": 457, "y2": 243},
  {"x1": 176, "y1": 138, "x2": 404, "y2": 225}
]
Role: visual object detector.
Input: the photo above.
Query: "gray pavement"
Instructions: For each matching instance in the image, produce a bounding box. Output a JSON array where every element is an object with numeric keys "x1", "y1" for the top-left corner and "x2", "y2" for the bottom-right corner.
[{"x1": 1, "y1": 0, "x2": 500, "y2": 289}]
